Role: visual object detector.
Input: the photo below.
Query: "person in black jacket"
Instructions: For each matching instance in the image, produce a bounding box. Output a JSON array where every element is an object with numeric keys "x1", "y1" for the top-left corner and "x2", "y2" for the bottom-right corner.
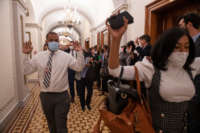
[
  {"x1": 79, "y1": 47, "x2": 97, "y2": 111},
  {"x1": 136, "y1": 34, "x2": 152, "y2": 61}
]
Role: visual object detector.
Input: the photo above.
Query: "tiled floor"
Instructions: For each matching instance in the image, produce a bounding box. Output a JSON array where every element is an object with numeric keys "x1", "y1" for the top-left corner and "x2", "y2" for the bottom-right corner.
[{"x1": 7, "y1": 83, "x2": 110, "y2": 133}]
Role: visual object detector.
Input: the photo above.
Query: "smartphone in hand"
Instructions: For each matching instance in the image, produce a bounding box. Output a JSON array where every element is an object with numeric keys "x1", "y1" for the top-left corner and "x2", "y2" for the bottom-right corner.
[{"x1": 108, "y1": 11, "x2": 134, "y2": 29}]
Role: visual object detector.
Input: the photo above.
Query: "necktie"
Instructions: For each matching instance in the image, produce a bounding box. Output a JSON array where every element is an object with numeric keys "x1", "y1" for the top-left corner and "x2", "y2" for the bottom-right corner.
[{"x1": 43, "y1": 52, "x2": 54, "y2": 88}]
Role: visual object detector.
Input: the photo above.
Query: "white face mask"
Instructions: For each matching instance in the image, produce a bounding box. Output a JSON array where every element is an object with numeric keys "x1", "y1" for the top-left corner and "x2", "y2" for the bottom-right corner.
[{"x1": 168, "y1": 52, "x2": 189, "y2": 67}]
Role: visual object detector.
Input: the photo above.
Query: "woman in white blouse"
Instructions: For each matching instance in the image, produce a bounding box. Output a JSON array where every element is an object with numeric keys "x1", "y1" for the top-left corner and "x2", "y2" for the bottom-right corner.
[{"x1": 107, "y1": 17, "x2": 200, "y2": 133}]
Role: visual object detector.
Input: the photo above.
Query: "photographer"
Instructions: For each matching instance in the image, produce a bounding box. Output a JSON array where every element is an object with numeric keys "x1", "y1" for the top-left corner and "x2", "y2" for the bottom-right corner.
[
  {"x1": 79, "y1": 47, "x2": 97, "y2": 111},
  {"x1": 126, "y1": 40, "x2": 138, "y2": 65}
]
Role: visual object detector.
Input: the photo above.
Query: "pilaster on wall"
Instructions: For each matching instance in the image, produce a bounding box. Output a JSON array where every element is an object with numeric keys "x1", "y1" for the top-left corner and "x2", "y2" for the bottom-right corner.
[
  {"x1": 12, "y1": 0, "x2": 30, "y2": 103},
  {"x1": 25, "y1": 23, "x2": 43, "y2": 51},
  {"x1": 0, "y1": 0, "x2": 30, "y2": 131}
]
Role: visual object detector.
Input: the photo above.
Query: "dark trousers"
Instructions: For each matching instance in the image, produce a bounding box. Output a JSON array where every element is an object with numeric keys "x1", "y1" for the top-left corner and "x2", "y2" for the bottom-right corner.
[
  {"x1": 102, "y1": 76, "x2": 109, "y2": 92},
  {"x1": 188, "y1": 74, "x2": 200, "y2": 133},
  {"x1": 76, "y1": 79, "x2": 81, "y2": 97},
  {"x1": 40, "y1": 91, "x2": 70, "y2": 133},
  {"x1": 68, "y1": 68, "x2": 75, "y2": 100},
  {"x1": 96, "y1": 73, "x2": 101, "y2": 89},
  {"x1": 188, "y1": 119, "x2": 200, "y2": 133},
  {"x1": 79, "y1": 78, "x2": 93, "y2": 110}
]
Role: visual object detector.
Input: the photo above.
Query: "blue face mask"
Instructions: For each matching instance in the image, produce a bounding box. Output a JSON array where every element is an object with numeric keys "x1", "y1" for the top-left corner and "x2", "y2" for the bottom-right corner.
[{"x1": 48, "y1": 41, "x2": 59, "y2": 51}]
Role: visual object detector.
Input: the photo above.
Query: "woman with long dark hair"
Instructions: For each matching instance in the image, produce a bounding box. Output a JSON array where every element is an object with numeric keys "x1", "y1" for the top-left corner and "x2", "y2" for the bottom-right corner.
[{"x1": 107, "y1": 17, "x2": 200, "y2": 133}]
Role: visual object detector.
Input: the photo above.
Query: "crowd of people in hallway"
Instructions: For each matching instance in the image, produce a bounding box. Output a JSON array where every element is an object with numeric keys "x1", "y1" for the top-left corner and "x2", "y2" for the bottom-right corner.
[{"x1": 22, "y1": 12, "x2": 200, "y2": 133}]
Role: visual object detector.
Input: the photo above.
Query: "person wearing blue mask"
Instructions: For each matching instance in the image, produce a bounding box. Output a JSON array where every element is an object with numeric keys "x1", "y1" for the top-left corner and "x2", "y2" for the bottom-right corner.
[{"x1": 22, "y1": 32, "x2": 85, "y2": 133}]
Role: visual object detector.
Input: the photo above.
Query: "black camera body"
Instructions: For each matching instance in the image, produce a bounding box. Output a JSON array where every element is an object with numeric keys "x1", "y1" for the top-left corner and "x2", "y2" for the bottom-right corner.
[
  {"x1": 106, "y1": 80, "x2": 139, "y2": 114},
  {"x1": 108, "y1": 11, "x2": 134, "y2": 29}
]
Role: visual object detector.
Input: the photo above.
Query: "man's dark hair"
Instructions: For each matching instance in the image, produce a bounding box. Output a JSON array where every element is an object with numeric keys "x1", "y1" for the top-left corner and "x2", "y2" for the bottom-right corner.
[
  {"x1": 127, "y1": 40, "x2": 135, "y2": 51},
  {"x1": 46, "y1": 32, "x2": 58, "y2": 39},
  {"x1": 104, "y1": 45, "x2": 109, "y2": 50},
  {"x1": 139, "y1": 34, "x2": 151, "y2": 43},
  {"x1": 151, "y1": 27, "x2": 195, "y2": 71},
  {"x1": 183, "y1": 13, "x2": 200, "y2": 29}
]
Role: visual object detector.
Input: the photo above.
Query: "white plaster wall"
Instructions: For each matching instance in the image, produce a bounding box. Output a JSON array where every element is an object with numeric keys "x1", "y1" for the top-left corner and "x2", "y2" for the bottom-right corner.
[
  {"x1": 25, "y1": 0, "x2": 36, "y2": 23},
  {"x1": 127, "y1": 0, "x2": 155, "y2": 41},
  {"x1": 0, "y1": 0, "x2": 18, "y2": 124},
  {"x1": 80, "y1": 20, "x2": 91, "y2": 47}
]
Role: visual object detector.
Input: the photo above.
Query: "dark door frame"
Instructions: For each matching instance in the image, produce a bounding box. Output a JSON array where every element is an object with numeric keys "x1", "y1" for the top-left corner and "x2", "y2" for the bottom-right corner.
[{"x1": 145, "y1": 0, "x2": 200, "y2": 44}]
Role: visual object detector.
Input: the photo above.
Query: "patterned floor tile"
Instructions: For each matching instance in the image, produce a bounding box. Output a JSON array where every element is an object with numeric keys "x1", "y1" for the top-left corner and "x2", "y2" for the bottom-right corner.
[{"x1": 6, "y1": 83, "x2": 110, "y2": 133}]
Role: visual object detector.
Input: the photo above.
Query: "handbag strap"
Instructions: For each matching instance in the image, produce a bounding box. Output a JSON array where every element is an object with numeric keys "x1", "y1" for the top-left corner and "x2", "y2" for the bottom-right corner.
[
  {"x1": 92, "y1": 115, "x2": 102, "y2": 133},
  {"x1": 134, "y1": 66, "x2": 152, "y2": 112},
  {"x1": 134, "y1": 66, "x2": 153, "y2": 124},
  {"x1": 134, "y1": 66, "x2": 142, "y2": 99},
  {"x1": 117, "y1": 66, "x2": 124, "y2": 86}
]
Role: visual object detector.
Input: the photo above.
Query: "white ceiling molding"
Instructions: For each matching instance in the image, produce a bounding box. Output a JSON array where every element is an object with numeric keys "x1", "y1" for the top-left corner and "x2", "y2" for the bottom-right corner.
[
  {"x1": 29, "y1": 0, "x2": 114, "y2": 27},
  {"x1": 24, "y1": 0, "x2": 36, "y2": 21},
  {"x1": 39, "y1": 7, "x2": 93, "y2": 26},
  {"x1": 13, "y1": 0, "x2": 26, "y2": 10},
  {"x1": 112, "y1": 3, "x2": 128, "y2": 14},
  {"x1": 112, "y1": 0, "x2": 127, "y2": 8},
  {"x1": 13, "y1": 0, "x2": 29, "y2": 16},
  {"x1": 25, "y1": 23, "x2": 42, "y2": 30}
]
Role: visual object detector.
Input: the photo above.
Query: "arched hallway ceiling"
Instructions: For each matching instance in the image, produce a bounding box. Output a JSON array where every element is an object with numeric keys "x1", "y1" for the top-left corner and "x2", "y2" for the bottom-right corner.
[{"x1": 30, "y1": 0, "x2": 115, "y2": 27}]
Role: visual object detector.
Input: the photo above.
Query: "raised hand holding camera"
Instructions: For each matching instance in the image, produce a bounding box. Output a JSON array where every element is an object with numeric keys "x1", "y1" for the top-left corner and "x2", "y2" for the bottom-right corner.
[
  {"x1": 106, "y1": 16, "x2": 128, "y2": 41},
  {"x1": 108, "y1": 11, "x2": 134, "y2": 29}
]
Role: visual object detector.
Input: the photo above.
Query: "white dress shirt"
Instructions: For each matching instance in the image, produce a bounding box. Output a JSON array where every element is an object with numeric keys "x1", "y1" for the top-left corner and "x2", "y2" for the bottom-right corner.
[
  {"x1": 109, "y1": 57, "x2": 200, "y2": 102},
  {"x1": 24, "y1": 50, "x2": 85, "y2": 92}
]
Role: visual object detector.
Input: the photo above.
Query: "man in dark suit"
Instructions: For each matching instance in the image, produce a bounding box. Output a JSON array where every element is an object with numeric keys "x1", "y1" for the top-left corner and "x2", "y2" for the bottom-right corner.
[
  {"x1": 178, "y1": 13, "x2": 200, "y2": 133},
  {"x1": 179, "y1": 13, "x2": 200, "y2": 57},
  {"x1": 136, "y1": 34, "x2": 152, "y2": 61}
]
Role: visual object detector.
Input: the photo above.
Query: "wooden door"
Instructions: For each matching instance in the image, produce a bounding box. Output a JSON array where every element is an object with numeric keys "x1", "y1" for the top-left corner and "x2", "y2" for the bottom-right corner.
[{"x1": 145, "y1": 0, "x2": 200, "y2": 44}]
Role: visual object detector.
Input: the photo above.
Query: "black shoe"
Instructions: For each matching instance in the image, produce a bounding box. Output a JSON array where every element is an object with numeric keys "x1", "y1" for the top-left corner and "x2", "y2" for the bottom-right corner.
[
  {"x1": 71, "y1": 98, "x2": 74, "y2": 103},
  {"x1": 82, "y1": 107, "x2": 85, "y2": 112},
  {"x1": 87, "y1": 105, "x2": 91, "y2": 110}
]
